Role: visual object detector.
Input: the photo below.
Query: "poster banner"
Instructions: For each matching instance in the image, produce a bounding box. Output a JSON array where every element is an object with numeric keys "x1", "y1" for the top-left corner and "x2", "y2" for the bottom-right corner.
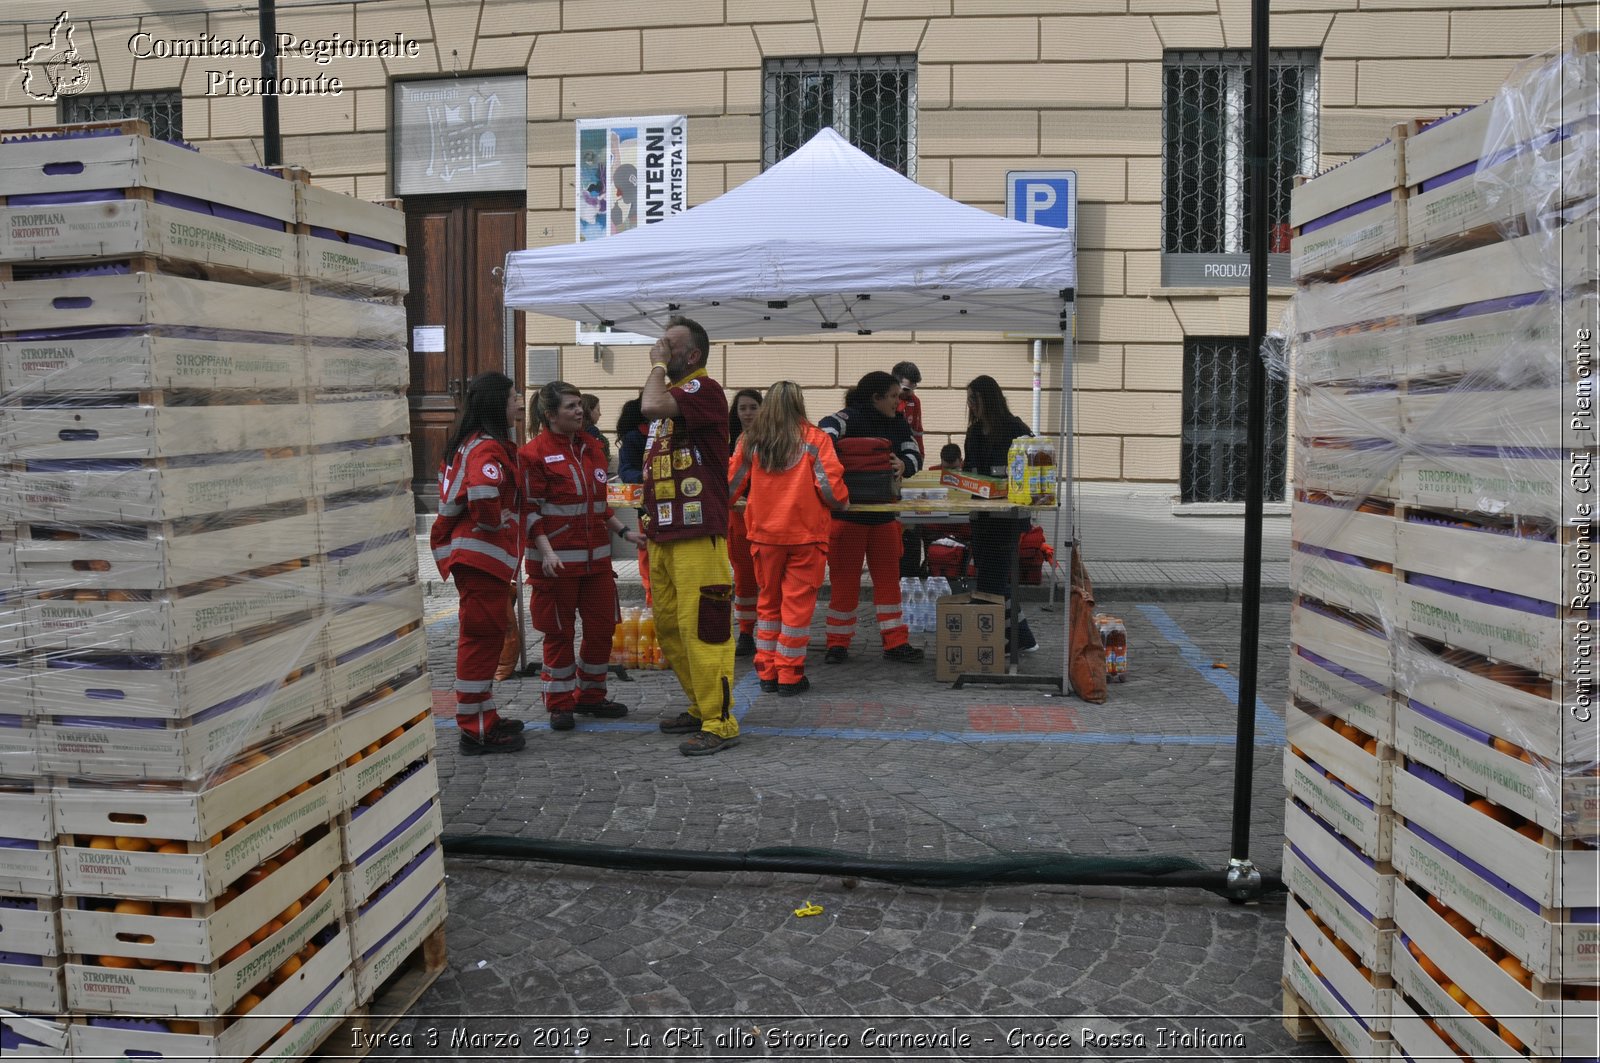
[
  {"x1": 393, "y1": 76, "x2": 526, "y2": 196},
  {"x1": 575, "y1": 115, "x2": 687, "y2": 345}
]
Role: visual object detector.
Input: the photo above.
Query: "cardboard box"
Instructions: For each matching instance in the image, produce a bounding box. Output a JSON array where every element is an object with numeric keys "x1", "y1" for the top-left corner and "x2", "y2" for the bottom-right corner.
[
  {"x1": 939, "y1": 470, "x2": 1006, "y2": 499},
  {"x1": 607, "y1": 482, "x2": 643, "y2": 506},
  {"x1": 934, "y1": 592, "x2": 1006, "y2": 682}
]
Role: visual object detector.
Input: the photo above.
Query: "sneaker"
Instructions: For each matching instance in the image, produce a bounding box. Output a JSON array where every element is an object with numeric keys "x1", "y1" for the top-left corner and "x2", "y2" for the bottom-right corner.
[
  {"x1": 575, "y1": 699, "x2": 628, "y2": 718},
  {"x1": 488, "y1": 717, "x2": 526, "y2": 735},
  {"x1": 459, "y1": 728, "x2": 527, "y2": 756},
  {"x1": 823, "y1": 646, "x2": 848, "y2": 665},
  {"x1": 659, "y1": 711, "x2": 701, "y2": 734},
  {"x1": 735, "y1": 632, "x2": 756, "y2": 658},
  {"x1": 679, "y1": 731, "x2": 740, "y2": 757},
  {"x1": 883, "y1": 644, "x2": 925, "y2": 663},
  {"x1": 777, "y1": 677, "x2": 811, "y2": 698},
  {"x1": 549, "y1": 711, "x2": 575, "y2": 731},
  {"x1": 759, "y1": 678, "x2": 780, "y2": 694},
  {"x1": 1018, "y1": 620, "x2": 1039, "y2": 654}
]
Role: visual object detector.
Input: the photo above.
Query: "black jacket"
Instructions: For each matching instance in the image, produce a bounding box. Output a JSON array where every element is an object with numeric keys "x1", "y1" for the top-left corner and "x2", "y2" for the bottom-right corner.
[
  {"x1": 964, "y1": 414, "x2": 1032, "y2": 528},
  {"x1": 819, "y1": 403, "x2": 921, "y2": 527}
]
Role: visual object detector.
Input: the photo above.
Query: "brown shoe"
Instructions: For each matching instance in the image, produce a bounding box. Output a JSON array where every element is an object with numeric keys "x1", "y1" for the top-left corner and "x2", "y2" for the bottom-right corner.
[
  {"x1": 679, "y1": 731, "x2": 740, "y2": 756},
  {"x1": 659, "y1": 711, "x2": 700, "y2": 734}
]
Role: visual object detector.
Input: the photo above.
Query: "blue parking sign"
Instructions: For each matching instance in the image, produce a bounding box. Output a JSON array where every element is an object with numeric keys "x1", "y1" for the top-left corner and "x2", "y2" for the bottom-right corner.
[{"x1": 1007, "y1": 171, "x2": 1076, "y2": 231}]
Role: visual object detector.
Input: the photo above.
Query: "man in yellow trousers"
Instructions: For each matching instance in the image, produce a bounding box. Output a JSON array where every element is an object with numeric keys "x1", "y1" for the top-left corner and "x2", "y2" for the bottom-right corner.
[{"x1": 639, "y1": 316, "x2": 739, "y2": 756}]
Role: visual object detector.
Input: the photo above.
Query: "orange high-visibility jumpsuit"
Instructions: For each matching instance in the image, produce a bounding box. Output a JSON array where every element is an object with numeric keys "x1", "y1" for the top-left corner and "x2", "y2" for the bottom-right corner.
[{"x1": 729, "y1": 425, "x2": 849, "y2": 685}]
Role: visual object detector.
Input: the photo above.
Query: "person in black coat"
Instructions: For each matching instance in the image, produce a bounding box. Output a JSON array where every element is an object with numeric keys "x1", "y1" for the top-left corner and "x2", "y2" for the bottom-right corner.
[
  {"x1": 963, "y1": 374, "x2": 1038, "y2": 652},
  {"x1": 818, "y1": 371, "x2": 924, "y2": 664}
]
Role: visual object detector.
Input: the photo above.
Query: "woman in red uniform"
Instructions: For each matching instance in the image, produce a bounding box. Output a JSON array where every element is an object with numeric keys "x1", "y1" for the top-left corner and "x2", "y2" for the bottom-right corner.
[
  {"x1": 430, "y1": 371, "x2": 527, "y2": 755},
  {"x1": 726, "y1": 388, "x2": 763, "y2": 657},
  {"x1": 520, "y1": 382, "x2": 647, "y2": 731},
  {"x1": 729, "y1": 382, "x2": 848, "y2": 695}
]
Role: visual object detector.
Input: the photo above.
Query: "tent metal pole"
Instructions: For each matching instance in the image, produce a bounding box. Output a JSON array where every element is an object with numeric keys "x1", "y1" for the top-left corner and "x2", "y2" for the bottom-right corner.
[
  {"x1": 1059, "y1": 295, "x2": 1075, "y2": 695},
  {"x1": 1221, "y1": 0, "x2": 1271, "y2": 904}
]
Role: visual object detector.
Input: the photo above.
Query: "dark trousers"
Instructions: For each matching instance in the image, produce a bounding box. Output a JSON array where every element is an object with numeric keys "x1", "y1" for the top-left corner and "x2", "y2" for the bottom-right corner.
[{"x1": 899, "y1": 526, "x2": 924, "y2": 578}]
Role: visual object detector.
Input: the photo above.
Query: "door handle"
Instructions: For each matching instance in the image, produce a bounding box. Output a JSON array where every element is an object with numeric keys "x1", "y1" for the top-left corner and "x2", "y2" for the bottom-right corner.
[{"x1": 448, "y1": 377, "x2": 464, "y2": 398}]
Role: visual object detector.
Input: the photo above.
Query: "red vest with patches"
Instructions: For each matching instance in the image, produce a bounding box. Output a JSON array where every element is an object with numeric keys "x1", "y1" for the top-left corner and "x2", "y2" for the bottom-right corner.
[{"x1": 642, "y1": 369, "x2": 730, "y2": 544}]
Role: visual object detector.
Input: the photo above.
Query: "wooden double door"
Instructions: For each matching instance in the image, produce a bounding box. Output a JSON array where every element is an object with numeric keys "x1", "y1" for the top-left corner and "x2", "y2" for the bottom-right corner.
[{"x1": 404, "y1": 192, "x2": 526, "y2": 513}]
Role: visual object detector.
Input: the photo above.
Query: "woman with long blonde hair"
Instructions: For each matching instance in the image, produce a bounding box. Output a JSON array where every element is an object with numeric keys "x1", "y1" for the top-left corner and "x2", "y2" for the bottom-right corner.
[{"x1": 728, "y1": 382, "x2": 849, "y2": 696}]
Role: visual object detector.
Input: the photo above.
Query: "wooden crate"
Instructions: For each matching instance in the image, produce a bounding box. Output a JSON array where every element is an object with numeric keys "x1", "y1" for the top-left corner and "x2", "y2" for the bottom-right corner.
[
  {"x1": 0, "y1": 787, "x2": 56, "y2": 895},
  {"x1": 1282, "y1": 940, "x2": 1394, "y2": 1060},
  {"x1": 312, "y1": 441, "x2": 413, "y2": 497},
  {"x1": 61, "y1": 841, "x2": 338, "y2": 969},
  {"x1": 1396, "y1": 513, "x2": 1581, "y2": 614},
  {"x1": 1401, "y1": 386, "x2": 1578, "y2": 450},
  {"x1": 1291, "y1": 600, "x2": 1393, "y2": 693},
  {"x1": 0, "y1": 400, "x2": 311, "y2": 462},
  {"x1": 1294, "y1": 324, "x2": 1407, "y2": 387},
  {"x1": 2, "y1": 451, "x2": 316, "y2": 525},
  {"x1": 1294, "y1": 444, "x2": 1399, "y2": 502},
  {"x1": 1393, "y1": 700, "x2": 1592, "y2": 838},
  {"x1": 1409, "y1": 133, "x2": 1598, "y2": 250},
  {"x1": 0, "y1": 1010, "x2": 68, "y2": 1057},
  {"x1": 342, "y1": 766, "x2": 442, "y2": 911},
  {"x1": 322, "y1": 584, "x2": 425, "y2": 660},
  {"x1": 253, "y1": 968, "x2": 357, "y2": 1063},
  {"x1": 299, "y1": 234, "x2": 408, "y2": 298},
  {"x1": 323, "y1": 533, "x2": 418, "y2": 605},
  {"x1": 1288, "y1": 703, "x2": 1394, "y2": 806},
  {"x1": 1393, "y1": 819, "x2": 1597, "y2": 987},
  {"x1": 1391, "y1": 291, "x2": 1584, "y2": 384},
  {"x1": 1287, "y1": 897, "x2": 1394, "y2": 1030},
  {"x1": 1291, "y1": 196, "x2": 1406, "y2": 283},
  {"x1": 1401, "y1": 217, "x2": 1598, "y2": 319},
  {"x1": 352, "y1": 855, "x2": 446, "y2": 1005},
  {"x1": 0, "y1": 897, "x2": 59, "y2": 959},
  {"x1": 0, "y1": 956, "x2": 62, "y2": 1014},
  {"x1": 309, "y1": 393, "x2": 409, "y2": 447},
  {"x1": 0, "y1": 132, "x2": 295, "y2": 226},
  {"x1": 336, "y1": 678, "x2": 434, "y2": 811},
  {"x1": 1283, "y1": 843, "x2": 1396, "y2": 974},
  {"x1": 328, "y1": 627, "x2": 427, "y2": 714},
  {"x1": 1393, "y1": 884, "x2": 1596, "y2": 1058},
  {"x1": 67, "y1": 925, "x2": 350, "y2": 1060},
  {"x1": 1397, "y1": 451, "x2": 1579, "y2": 527},
  {"x1": 1297, "y1": 383, "x2": 1401, "y2": 444},
  {"x1": 1286, "y1": 748, "x2": 1392, "y2": 862},
  {"x1": 0, "y1": 199, "x2": 298, "y2": 277},
  {"x1": 27, "y1": 620, "x2": 324, "y2": 722},
  {"x1": 0, "y1": 332, "x2": 308, "y2": 394},
  {"x1": 295, "y1": 183, "x2": 405, "y2": 247},
  {"x1": 0, "y1": 273, "x2": 304, "y2": 336},
  {"x1": 0, "y1": 717, "x2": 37, "y2": 778},
  {"x1": 1284, "y1": 800, "x2": 1398, "y2": 921},
  {"x1": 1395, "y1": 575, "x2": 1571, "y2": 677},
  {"x1": 37, "y1": 668, "x2": 331, "y2": 783},
  {"x1": 306, "y1": 343, "x2": 408, "y2": 391},
  {"x1": 1293, "y1": 495, "x2": 1396, "y2": 565},
  {"x1": 1291, "y1": 547, "x2": 1397, "y2": 622},
  {"x1": 319, "y1": 491, "x2": 414, "y2": 555},
  {"x1": 302, "y1": 290, "x2": 406, "y2": 346},
  {"x1": 22, "y1": 560, "x2": 322, "y2": 654},
  {"x1": 1394, "y1": 767, "x2": 1598, "y2": 909},
  {"x1": 1290, "y1": 649, "x2": 1395, "y2": 745},
  {"x1": 1395, "y1": 637, "x2": 1590, "y2": 769}
]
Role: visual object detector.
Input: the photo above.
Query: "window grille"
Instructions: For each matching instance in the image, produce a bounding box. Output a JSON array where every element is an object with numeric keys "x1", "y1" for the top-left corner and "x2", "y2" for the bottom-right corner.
[
  {"x1": 763, "y1": 55, "x2": 916, "y2": 177},
  {"x1": 1162, "y1": 50, "x2": 1318, "y2": 256},
  {"x1": 1181, "y1": 337, "x2": 1288, "y2": 504},
  {"x1": 61, "y1": 90, "x2": 183, "y2": 142}
]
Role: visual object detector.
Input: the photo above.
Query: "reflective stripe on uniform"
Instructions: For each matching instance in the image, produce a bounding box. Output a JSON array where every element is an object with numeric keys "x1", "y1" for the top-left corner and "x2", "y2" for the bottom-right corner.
[
  {"x1": 437, "y1": 501, "x2": 464, "y2": 516},
  {"x1": 802, "y1": 442, "x2": 844, "y2": 509},
  {"x1": 780, "y1": 624, "x2": 810, "y2": 640},
  {"x1": 553, "y1": 543, "x2": 612, "y2": 563},
  {"x1": 538, "y1": 501, "x2": 589, "y2": 517},
  {"x1": 878, "y1": 617, "x2": 907, "y2": 632},
  {"x1": 449, "y1": 537, "x2": 520, "y2": 571},
  {"x1": 825, "y1": 609, "x2": 855, "y2": 622},
  {"x1": 542, "y1": 678, "x2": 578, "y2": 693},
  {"x1": 775, "y1": 643, "x2": 806, "y2": 661},
  {"x1": 455, "y1": 677, "x2": 494, "y2": 694},
  {"x1": 467, "y1": 485, "x2": 500, "y2": 501},
  {"x1": 543, "y1": 662, "x2": 576, "y2": 679}
]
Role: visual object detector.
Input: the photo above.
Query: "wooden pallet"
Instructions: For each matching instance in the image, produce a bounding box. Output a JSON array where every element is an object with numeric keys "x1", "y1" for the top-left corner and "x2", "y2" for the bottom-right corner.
[{"x1": 311, "y1": 923, "x2": 447, "y2": 1060}]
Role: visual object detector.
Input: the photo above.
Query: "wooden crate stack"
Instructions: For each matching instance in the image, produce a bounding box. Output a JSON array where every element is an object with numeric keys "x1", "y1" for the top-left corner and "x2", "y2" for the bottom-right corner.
[
  {"x1": 0, "y1": 121, "x2": 442, "y2": 1059},
  {"x1": 1285, "y1": 34, "x2": 1599, "y2": 1062}
]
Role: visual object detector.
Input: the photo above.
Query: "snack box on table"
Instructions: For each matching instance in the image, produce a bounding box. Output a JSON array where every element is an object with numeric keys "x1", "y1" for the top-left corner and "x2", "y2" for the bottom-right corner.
[{"x1": 938, "y1": 470, "x2": 1006, "y2": 500}]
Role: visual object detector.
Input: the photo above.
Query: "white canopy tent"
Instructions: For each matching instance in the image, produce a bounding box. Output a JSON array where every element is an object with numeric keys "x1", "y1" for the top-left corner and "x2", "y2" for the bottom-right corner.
[
  {"x1": 503, "y1": 128, "x2": 1080, "y2": 688},
  {"x1": 503, "y1": 128, "x2": 1075, "y2": 339}
]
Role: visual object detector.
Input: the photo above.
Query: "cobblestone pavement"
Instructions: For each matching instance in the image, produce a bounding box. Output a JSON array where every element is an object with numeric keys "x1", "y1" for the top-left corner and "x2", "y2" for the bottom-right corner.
[{"x1": 385, "y1": 574, "x2": 1328, "y2": 1062}]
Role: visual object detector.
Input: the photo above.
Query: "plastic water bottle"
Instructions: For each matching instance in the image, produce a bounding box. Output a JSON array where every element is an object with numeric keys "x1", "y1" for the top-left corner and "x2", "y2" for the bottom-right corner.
[{"x1": 905, "y1": 581, "x2": 926, "y2": 634}]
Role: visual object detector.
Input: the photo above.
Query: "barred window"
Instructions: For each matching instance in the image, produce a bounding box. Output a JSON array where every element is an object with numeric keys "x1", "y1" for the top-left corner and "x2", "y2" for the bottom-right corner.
[
  {"x1": 1181, "y1": 337, "x2": 1288, "y2": 504},
  {"x1": 763, "y1": 55, "x2": 916, "y2": 177},
  {"x1": 61, "y1": 89, "x2": 183, "y2": 142},
  {"x1": 1162, "y1": 51, "x2": 1317, "y2": 280}
]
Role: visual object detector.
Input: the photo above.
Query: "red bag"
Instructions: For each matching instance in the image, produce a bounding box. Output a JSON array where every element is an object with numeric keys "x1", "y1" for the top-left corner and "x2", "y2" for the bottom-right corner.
[
  {"x1": 833, "y1": 436, "x2": 893, "y2": 471},
  {"x1": 1019, "y1": 525, "x2": 1046, "y2": 585},
  {"x1": 927, "y1": 539, "x2": 967, "y2": 579}
]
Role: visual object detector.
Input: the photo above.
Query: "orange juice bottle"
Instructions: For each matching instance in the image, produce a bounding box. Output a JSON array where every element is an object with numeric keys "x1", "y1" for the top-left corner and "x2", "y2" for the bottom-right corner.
[
  {"x1": 638, "y1": 610, "x2": 656, "y2": 668},
  {"x1": 621, "y1": 608, "x2": 640, "y2": 667}
]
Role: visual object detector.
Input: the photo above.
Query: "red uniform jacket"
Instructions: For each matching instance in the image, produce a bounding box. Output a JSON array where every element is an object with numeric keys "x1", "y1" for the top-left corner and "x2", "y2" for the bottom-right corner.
[
  {"x1": 431, "y1": 433, "x2": 519, "y2": 582},
  {"x1": 519, "y1": 427, "x2": 616, "y2": 578}
]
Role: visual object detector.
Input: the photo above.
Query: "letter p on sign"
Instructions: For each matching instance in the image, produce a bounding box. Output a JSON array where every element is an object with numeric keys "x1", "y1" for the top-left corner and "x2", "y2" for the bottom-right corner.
[{"x1": 1007, "y1": 171, "x2": 1076, "y2": 232}]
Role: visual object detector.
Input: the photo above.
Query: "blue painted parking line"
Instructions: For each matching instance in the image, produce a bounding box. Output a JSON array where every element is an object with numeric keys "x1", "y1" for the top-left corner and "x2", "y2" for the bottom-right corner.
[{"x1": 1136, "y1": 603, "x2": 1287, "y2": 746}]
